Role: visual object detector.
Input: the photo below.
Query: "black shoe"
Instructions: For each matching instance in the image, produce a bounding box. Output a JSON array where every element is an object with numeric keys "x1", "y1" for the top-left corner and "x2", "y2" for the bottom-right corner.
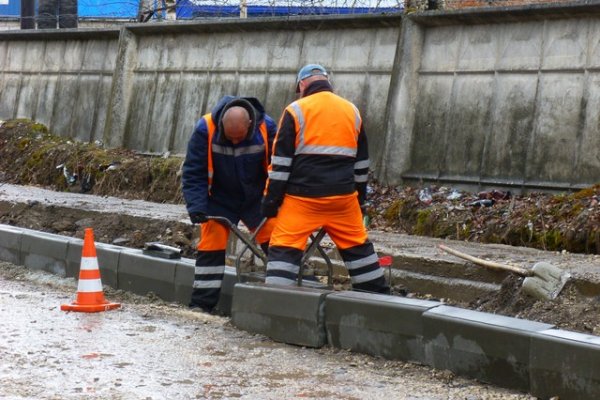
[{"x1": 189, "y1": 303, "x2": 215, "y2": 314}]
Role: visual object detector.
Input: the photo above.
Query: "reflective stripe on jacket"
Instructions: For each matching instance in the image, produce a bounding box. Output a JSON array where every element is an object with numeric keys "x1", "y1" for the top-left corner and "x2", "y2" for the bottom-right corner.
[
  {"x1": 204, "y1": 113, "x2": 270, "y2": 193},
  {"x1": 288, "y1": 92, "x2": 361, "y2": 158},
  {"x1": 263, "y1": 80, "x2": 370, "y2": 213},
  {"x1": 182, "y1": 96, "x2": 277, "y2": 218}
]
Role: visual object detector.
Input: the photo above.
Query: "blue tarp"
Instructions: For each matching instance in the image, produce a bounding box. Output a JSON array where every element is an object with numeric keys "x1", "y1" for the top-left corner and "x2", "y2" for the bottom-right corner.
[
  {"x1": 176, "y1": 1, "x2": 402, "y2": 19},
  {"x1": 0, "y1": 0, "x2": 23, "y2": 17},
  {"x1": 1, "y1": 0, "x2": 401, "y2": 20},
  {"x1": 78, "y1": 0, "x2": 138, "y2": 18},
  {"x1": 0, "y1": 0, "x2": 139, "y2": 18}
]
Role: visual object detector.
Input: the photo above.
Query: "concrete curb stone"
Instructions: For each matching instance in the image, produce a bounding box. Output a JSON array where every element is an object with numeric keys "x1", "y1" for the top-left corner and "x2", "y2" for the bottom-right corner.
[
  {"x1": 19, "y1": 229, "x2": 69, "y2": 277},
  {"x1": 325, "y1": 291, "x2": 442, "y2": 364},
  {"x1": 231, "y1": 283, "x2": 330, "y2": 348},
  {"x1": 0, "y1": 224, "x2": 23, "y2": 265},
  {"x1": 174, "y1": 258, "x2": 195, "y2": 306},
  {"x1": 118, "y1": 249, "x2": 177, "y2": 302},
  {"x1": 423, "y1": 305, "x2": 554, "y2": 392},
  {"x1": 530, "y1": 328, "x2": 600, "y2": 400}
]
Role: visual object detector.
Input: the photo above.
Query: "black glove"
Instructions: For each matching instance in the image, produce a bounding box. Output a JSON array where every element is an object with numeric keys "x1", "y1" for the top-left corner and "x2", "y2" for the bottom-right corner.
[
  {"x1": 189, "y1": 212, "x2": 207, "y2": 224},
  {"x1": 261, "y1": 203, "x2": 278, "y2": 219},
  {"x1": 360, "y1": 204, "x2": 368, "y2": 216}
]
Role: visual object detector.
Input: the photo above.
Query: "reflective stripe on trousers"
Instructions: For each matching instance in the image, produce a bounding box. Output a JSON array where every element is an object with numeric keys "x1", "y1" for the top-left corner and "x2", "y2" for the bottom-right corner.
[
  {"x1": 265, "y1": 246, "x2": 302, "y2": 286},
  {"x1": 266, "y1": 194, "x2": 388, "y2": 293},
  {"x1": 190, "y1": 249, "x2": 225, "y2": 309},
  {"x1": 339, "y1": 241, "x2": 386, "y2": 286}
]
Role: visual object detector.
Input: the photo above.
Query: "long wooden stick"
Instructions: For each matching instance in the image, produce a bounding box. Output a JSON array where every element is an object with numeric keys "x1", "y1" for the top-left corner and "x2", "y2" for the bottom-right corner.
[{"x1": 438, "y1": 244, "x2": 533, "y2": 277}]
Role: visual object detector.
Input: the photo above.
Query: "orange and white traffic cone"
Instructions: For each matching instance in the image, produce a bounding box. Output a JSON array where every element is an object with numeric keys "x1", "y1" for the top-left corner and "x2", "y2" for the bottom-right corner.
[{"x1": 61, "y1": 228, "x2": 121, "y2": 313}]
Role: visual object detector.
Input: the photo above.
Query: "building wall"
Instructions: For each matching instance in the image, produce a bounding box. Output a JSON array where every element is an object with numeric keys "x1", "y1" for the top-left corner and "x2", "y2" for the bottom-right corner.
[
  {"x1": 2, "y1": 3, "x2": 600, "y2": 192},
  {"x1": 0, "y1": 30, "x2": 119, "y2": 143},
  {"x1": 102, "y1": 16, "x2": 401, "y2": 159},
  {"x1": 382, "y1": 3, "x2": 600, "y2": 191},
  {"x1": 443, "y1": 0, "x2": 569, "y2": 9},
  {"x1": 405, "y1": 0, "x2": 571, "y2": 10}
]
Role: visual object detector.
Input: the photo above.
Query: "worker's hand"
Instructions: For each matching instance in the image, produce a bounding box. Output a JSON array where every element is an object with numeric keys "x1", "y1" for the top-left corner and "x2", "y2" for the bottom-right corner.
[
  {"x1": 189, "y1": 212, "x2": 208, "y2": 224},
  {"x1": 261, "y1": 204, "x2": 278, "y2": 219}
]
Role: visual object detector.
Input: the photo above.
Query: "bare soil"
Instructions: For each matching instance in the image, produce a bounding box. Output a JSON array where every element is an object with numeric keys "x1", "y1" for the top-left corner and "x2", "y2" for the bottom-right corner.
[
  {"x1": 2, "y1": 119, "x2": 598, "y2": 255},
  {"x1": 465, "y1": 275, "x2": 600, "y2": 336},
  {"x1": 2, "y1": 119, "x2": 600, "y2": 335},
  {"x1": 0, "y1": 200, "x2": 197, "y2": 257}
]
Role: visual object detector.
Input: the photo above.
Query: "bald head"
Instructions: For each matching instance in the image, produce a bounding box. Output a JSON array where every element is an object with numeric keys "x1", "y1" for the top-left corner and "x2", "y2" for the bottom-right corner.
[{"x1": 222, "y1": 106, "x2": 252, "y2": 145}]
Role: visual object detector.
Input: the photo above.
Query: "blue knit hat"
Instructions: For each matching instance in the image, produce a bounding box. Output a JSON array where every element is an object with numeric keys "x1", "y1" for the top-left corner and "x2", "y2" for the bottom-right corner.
[{"x1": 295, "y1": 64, "x2": 328, "y2": 93}]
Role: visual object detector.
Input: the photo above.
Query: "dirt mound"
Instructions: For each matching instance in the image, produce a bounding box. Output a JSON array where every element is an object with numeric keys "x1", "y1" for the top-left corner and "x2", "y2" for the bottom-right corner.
[
  {"x1": 0, "y1": 119, "x2": 183, "y2": 204},
  {"x1": 2, "y1": 119, "x2": 600, "y2": 335},
  {"x1": 467, "y1": 275, "x2": 600, "y2": 335},
  {"x1": 2, "y1": 119, "x2": 598, "y2": 255},
  {"x1": 0, "y1": 200, "x2": 197, "y2": 258},
  {"x1": 366, "y1": 180, "x2": 600, "y2": 255}
]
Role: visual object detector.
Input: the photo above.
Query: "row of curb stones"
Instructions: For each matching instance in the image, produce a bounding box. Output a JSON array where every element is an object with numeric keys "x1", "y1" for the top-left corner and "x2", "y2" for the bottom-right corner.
[{"x1": 1, "y1": 224, "x2": 599, "y2": 399}]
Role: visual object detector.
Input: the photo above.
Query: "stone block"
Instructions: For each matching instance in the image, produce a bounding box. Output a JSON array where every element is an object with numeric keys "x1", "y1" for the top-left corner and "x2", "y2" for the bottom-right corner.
[
  {"x1": 326, "y1": 291, "x2": 441, "y2": 363},
  {"x1": 423, "y1": 305, "x2": 553, "y2": 392},
  {"x1": 20, "y1": 230, "x2": 69, "y2": 277},
  {"x1": 95, "y1": 242, "x2": 123, "y2": 289},
  {"x1": 530, "y1": 329, "x2": 600, "y2": 400},
  {"x1": 0, "y1": 225, "x2": 24, "y2": 265},
  {"x1": 65, "y1": 238, "x2": 84, "y2": 278},
  {"x1": 118, "y1": 249, "x2": 176, "y2": 302},
  {"x1": 231, "y1": 283, "x2": 331, "y2": 348},
  {"x1": 174, "y1": 257, "x2": 195, "y2": 306}
]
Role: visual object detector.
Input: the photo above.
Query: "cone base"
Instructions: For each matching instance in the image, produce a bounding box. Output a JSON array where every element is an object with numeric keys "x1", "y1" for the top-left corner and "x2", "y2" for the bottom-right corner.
[{"x1": 61, "y1": 302, "x2": 121, "y2": 313}]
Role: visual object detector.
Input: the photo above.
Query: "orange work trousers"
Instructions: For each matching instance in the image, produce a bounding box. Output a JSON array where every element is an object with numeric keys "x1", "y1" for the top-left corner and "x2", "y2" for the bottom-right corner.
[
  {"x1": 269, "y1": 192, "x2": 367, "y2": 251},
  {"x1": 198, "y1": 217, "x2": 277, "y2": 251}
]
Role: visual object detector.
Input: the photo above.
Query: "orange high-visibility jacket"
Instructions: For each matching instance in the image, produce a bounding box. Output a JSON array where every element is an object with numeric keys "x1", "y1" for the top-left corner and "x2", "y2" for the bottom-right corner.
[{"x1": 262, "y1": 81, "x2": 370, "y2": 215}]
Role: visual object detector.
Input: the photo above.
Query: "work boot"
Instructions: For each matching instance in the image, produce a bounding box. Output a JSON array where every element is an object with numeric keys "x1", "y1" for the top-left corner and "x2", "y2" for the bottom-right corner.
[
  {"x1": 353, "y1": 276, "x2": 390, "y2": 295},
  {"x1": 189, "y1": 303, "x2": 215, "y2": 314},
  {"x1": 189, "y1": 289, "x2": 218, "y2": 314}
]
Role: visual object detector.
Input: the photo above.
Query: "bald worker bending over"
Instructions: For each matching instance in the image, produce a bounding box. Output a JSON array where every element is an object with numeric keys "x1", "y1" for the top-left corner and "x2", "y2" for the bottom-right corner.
[
  {"x1": 182, "y1": 96, "x2": 277, "y2": 313},
  {"x1": 221, "y1": 106, "x2": 252, "y2": 144}
]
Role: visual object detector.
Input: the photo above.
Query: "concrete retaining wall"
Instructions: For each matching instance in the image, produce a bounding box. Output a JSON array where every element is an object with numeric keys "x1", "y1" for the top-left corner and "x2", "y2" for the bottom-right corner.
[
  {"x1": 1, "y1": 223, "x2": 600, "y2": 398},
  {"x1": 384, "y1": 3, "x2": 600, "y2": 191},
  {"x1": 0, "y1": 30, "x2": 120, "y2": 143},
  {"x1": 3, "y1": 3, "x2": 600, "y2": 191}
]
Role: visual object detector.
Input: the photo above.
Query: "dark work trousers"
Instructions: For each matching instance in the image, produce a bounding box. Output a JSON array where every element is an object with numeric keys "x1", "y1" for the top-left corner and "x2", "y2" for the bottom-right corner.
[{"x1": 190, "y1": 249, "x2": 225, "y2": 311}]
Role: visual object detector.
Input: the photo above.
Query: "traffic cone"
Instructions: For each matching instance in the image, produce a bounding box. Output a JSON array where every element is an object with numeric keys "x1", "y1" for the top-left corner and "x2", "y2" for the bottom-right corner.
[{"x1": 61, "y1": 228, "x2": 121, "y2": 313}]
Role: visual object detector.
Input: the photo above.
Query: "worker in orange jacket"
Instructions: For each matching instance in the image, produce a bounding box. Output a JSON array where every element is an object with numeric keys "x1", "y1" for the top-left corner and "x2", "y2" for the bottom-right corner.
[{"x1": 261, "y1": 64, "x2": 389, "y2": 294}]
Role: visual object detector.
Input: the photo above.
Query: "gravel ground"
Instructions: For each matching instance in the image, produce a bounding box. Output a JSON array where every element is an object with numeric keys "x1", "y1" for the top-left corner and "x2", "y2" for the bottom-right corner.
[
  {"x1": 3, "y1": 183, "x2": 600, "y2": 335},
  {"x1": 0, "y1": 260, "x2": 536, "y2": 400}
]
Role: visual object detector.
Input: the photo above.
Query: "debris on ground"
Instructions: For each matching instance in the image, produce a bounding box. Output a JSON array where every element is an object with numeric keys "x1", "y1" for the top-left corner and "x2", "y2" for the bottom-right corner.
[
  {"x1": 365, "y1": 181, "x2": 600, "y2": 255},
  {"x1": 2, "y1": 119, "x2": 600, "y2": 335},
  {"x1": 2, "y1": 119, "x2": 598, "y2": 255},
  {"x1": 0, "y1": 119, "x2": 183, "y2": 203}
]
